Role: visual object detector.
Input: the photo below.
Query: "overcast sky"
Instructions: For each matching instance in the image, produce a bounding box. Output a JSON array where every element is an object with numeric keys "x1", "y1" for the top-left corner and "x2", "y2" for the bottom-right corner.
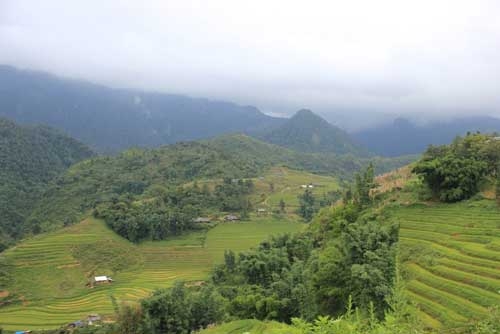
[{"x1": 1, "y1": 0, "x2": 500, "y2": 122}]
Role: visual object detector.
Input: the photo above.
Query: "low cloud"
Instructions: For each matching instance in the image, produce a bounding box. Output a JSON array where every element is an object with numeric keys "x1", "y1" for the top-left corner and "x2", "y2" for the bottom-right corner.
[{"x1": 1, "y1": 0, "x2": 500, "y2": 120}]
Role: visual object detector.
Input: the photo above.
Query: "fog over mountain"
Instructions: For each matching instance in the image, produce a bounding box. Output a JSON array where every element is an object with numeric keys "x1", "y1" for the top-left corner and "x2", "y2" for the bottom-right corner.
[{"x1": 1, "y1": 0, "x2": 500, "y2": 126}]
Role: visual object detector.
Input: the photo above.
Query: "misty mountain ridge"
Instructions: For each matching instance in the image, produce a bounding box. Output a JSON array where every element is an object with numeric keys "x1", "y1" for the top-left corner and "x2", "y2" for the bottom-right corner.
[
  {"x1": 255, "y1": 109, "x2": 369, "y2": 156},
  {"x1": 0, "y1": 65, "x2": 285, "y2": 153},
  {"x1": 354, "y1": 116, "x2": 500, "y2": 156}
]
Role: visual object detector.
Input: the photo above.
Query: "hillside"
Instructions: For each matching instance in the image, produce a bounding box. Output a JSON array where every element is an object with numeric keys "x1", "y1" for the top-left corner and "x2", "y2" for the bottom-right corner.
[
  {"x1": 354, "y1": 116, "x2": 500, "y2": 156},
  {"x1": 0, "y1": 65, "x2": 284, "y2": 153},
  {"x1": 371, "y1": 169, "x2": 500, "y2": 331},
  {"x1": 256, "y1": 109, "x2": 368, "y2": 156},
  {"x1": 28, "y1": 134, "x2": 414, "y2": 234},
  {"x1": 0, "y1": 118, "x2": 94, "y2": 248}
]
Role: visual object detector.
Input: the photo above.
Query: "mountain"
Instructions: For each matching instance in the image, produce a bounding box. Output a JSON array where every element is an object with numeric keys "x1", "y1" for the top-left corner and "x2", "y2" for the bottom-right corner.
[
  {"x1": 256, "y1": 109, "x2": 369, "y2": 156},
  {"x1": 0, "y1": 118, "x2": 94, "y2": 248},
  {"x1": 354, "y1": 116, "x2": 500, "y2": 157},
  {"x1": 0, "y1": 65, "x2": 284, "y2": 153}
]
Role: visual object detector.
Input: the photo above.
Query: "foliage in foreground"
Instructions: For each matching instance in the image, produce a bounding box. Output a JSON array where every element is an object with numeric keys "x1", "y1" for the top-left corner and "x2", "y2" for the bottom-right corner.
[{"x1": 413, "y1": 133, "x2": 500, "y2": 202}]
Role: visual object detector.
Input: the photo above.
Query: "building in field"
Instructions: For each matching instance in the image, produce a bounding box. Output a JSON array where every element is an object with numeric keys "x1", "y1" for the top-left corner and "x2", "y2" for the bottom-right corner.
[
  {"x1": 224, "y1": 214, "x2": 240, "y2": 221},
  {"x1": 257, "y1": 208, "x2": 267, "y2": 215},
  {"x1": 193, "y1": 217, "x2": 211, "y2": 223},
  {"x1": 93, "y1": 276, "x2": 113, "y2": 284}
]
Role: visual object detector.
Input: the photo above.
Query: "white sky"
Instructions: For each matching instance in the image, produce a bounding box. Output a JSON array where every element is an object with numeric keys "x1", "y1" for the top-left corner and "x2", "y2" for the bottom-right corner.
[{"x1": 1, "y1": 0, "x2": 500, "y2": 119}]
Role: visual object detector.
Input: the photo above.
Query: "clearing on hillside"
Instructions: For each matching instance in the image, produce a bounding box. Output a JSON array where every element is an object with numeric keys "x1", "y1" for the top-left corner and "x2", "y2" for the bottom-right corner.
[{"x1": 0, "y1": 217, "x2": 302, "y2": 330}]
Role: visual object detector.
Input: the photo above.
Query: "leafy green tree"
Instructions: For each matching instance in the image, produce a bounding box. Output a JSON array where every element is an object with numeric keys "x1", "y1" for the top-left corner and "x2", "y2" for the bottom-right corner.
[
  {"x1": 353, "y1": 163, "x2": 376, "y2": 207},
  {"x1": 298, "y1": 189, "x2": 316, "y2": 221},
  {"x1": 115, "y1": 303, "x2": 144, "y2": 334}
]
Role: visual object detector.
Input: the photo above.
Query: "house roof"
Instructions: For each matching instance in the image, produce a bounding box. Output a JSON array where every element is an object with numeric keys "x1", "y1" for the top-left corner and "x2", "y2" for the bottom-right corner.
[{"x1": 94, "y1": 276, "x2": 109, "y2": 282}]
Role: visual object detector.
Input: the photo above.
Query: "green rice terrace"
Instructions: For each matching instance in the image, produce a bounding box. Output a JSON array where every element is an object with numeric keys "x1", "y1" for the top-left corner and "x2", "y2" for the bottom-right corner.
[
  {"x1": 193, "y1": 166, "x2": 341, "y2": 210},
  {"x1": 0, "y1": 217, "x2": 303, "y2": 330},
  {"x1": 389, "y1": 199, "x2": 500, "y2": 331}
]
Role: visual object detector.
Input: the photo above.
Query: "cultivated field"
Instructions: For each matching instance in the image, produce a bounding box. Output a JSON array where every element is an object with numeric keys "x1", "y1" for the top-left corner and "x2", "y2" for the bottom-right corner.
[
  {"x1": 389, "y1": 200, "x2": 500, "y2": 331},
  {"x1": 0, "y1": 217, "x2": 302, "y2": 330},
  {"x1": 250, "y1": 167, "x2": 340, "y2": 210},
  {"x1": 199, "y1": 319, "x2": 300, "y2": 334}
]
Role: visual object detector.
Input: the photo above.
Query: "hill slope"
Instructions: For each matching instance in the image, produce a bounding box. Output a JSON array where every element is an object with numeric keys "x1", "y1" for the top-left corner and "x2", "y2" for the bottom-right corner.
[
  {"x1": 373, "y1": 162, "x2": 500, "y2": 331},
  {"x1": 0, "y1": 65, "x2": 284, "y2": 152},
  {"x1": 257, "y1": 109, "x2": 368, "y2": 156},
  {"x1": 28, "y1": 134, "x2": 414, "y2": 233},
  {"x1": 0, "y1": 118, "x2": 94, "y2": 247}
]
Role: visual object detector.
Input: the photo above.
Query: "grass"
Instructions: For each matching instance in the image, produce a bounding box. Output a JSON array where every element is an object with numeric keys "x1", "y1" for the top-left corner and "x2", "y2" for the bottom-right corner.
[
  {"x1": 389, "y1": 199, "x2": 500, "y2": 329},
  {"x1": 0, "y1": 217, "x2": 303, "y2": 330}
]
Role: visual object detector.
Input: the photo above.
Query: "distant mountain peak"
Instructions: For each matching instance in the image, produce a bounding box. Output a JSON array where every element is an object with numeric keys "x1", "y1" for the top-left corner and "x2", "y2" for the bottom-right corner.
[{"x1": 254, "y1": 109, "x2": 369, "y2": 156}]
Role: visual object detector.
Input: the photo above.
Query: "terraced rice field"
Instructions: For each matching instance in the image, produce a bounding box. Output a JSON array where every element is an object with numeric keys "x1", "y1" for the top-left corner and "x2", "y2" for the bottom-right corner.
[
  {"x1": 199, "y1": 319, "x2": 300, "y2": 334},
  {"x1": 0, "y1": 217, "x2": 302, "y2": 330},
  {"x1": 251, "y1": 167, "x2": 340, "y2": 209},
  {"x1": 389, "y1": 200, "x2": 500, "y2": 330}
]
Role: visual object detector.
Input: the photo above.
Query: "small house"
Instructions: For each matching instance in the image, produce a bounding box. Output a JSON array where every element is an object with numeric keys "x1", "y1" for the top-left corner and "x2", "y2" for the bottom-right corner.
[
  {"x1": 257, "y1": 208, "x2": 267, "y2": 215},
  {"x1": 68, "y1": 320, "x2": 85, "y2": 328},
  {"x1": 93, "y1": 276, "x2": 113, "y2": 284},
  {"x1": 87, "y1": 313, "x2": 101, "y2": 324},
  {"x1": 193, "y1": 217, "x2": 211, "y2": 223},
  {"x1": 224, "y1": 214, "x2": 240, "y2": 221}
]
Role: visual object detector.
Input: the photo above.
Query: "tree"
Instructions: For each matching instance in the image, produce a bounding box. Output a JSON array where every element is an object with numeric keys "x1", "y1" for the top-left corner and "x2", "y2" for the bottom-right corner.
[
  {"x1": 298, "y1": 189, "x2": 315, "y2": 221},
  {"x1": 116, "y1": 303, "x2": 144, "y2": 334},
  {"x1": 353, "y1": 163, "x2": 376, "y2": 207},
  {"x1": 279, "y1": 199, "x2": 286, "y2": 213},
  {"x1": 413, "y1": 134, "x2": 498, "y2": 203}
]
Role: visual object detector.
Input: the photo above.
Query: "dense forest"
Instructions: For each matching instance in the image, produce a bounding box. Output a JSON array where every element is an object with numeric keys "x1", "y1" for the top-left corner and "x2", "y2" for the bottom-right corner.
[
  {"x1": 0, "y1": 118, "x2": 94, "y2": 249},
  {"x1": 95, "y1": 178, "x2": 254, "y2": 242}
]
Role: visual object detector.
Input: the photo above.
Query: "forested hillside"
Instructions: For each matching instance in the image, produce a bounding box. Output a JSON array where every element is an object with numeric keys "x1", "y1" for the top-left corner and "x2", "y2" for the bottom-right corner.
[
  {"x1": 28, "y1": 134, "x2": 414, "y2": 236},
  {"x1": 256, "y1": 109, "x2": 368, "y2": 156},
  {"x1": 0, "y1": 118, "x2": 94, "y2": 248},
  {"x1": 0, "y1": 65, "x2": 284, "y2": 152}
]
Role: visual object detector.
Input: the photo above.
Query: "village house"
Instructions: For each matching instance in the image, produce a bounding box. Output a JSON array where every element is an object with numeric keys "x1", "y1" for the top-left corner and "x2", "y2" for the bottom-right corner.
[
  {"x1": 93, "y1": 276, "x2": 113, "y2": 285},
  {"x1": 193, "y1": 217, "x2": 211, "y2": 223},
  {"x1": 87, "y1": 313, "x2": 102, "y2": 324},
  {"x1": 224, "y1": 214, "x2": 240, "y2": 221},
  {"x1": 257, "y1": 208, "x2": 267, "y2": 215}
]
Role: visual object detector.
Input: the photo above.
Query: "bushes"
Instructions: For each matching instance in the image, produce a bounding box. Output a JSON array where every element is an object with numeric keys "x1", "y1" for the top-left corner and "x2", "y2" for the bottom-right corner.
[{"x1": 413, "y1": 134, "x2": 498, "y2": 203}]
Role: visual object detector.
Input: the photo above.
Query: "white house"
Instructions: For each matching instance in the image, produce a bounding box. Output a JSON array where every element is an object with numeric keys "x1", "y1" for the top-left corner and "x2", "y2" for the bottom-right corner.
[{"x1": 93, "y1": 276, "x2": 113, "y2": 284}]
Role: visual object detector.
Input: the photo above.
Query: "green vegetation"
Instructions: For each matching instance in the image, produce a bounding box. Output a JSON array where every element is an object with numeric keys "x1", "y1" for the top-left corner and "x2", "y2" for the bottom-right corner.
[
  {"x1": 95, "y1": 178, "x2": 254, "y2": 242},
  {"x1": 0, "y1": 117, "x2": 94, "y2": 248},
  {"x1": 0, "y1": 217, "x2": 301, "y2": 330},
  {"x1": 28, "y1": 134, "x2": 412, "y2": 235},
  {"x1": 413, "y1": 133, "x2": 500, "y2": 202}
]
